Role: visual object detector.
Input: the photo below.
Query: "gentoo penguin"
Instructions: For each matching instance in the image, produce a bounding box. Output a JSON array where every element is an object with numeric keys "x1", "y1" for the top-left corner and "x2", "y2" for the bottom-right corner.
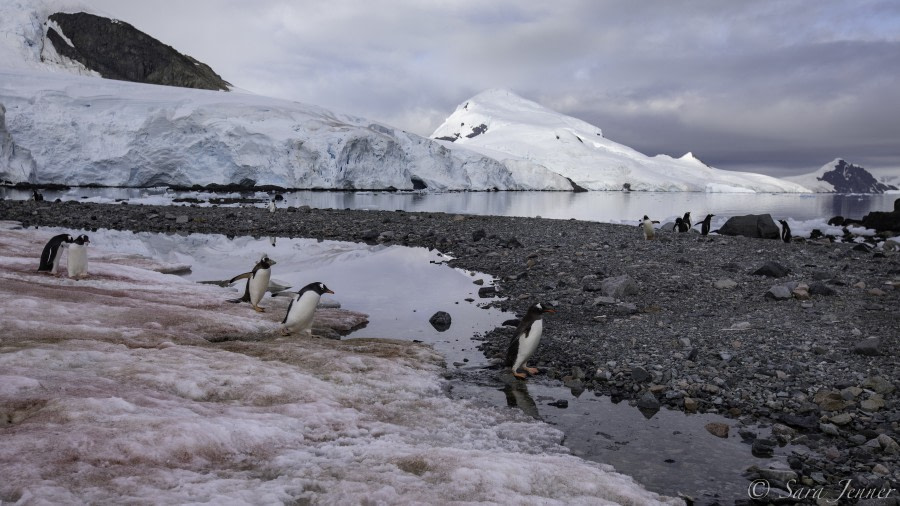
[
  {"x1": 280, "y1": 282, "x2": 334, "y2": 336},
  {"x1": 38, "y1": 234, "x2": 74, "y2": 274},
  {"x1": 682, "y1": 212, "x2": 692, "y2": 228},
  {"x1": 504, "y1": 302, "x2": 555, "y2": 379},
  {"x1": 641, "y1": 215, "x2": 656, "y2": 240},
  {"x1": 698, "y1": 214, "x2": 715, "y2": 236},
  {"x1": 227, "y1": 254, "x2": 276, "y2": 312},
  {"x1": 67, "y1": 234, "x2": 90, "y2": 278},
  {"x1": 778, "y1": 220, "x2": 792, "y2": 243},
  {"x1": 31, "y1": 189, "x2": 43, "y2": 202},
  {"x1": 674, "y1": 217, "x2": 690, "y2": 233},
  {"x1": 268, "y1": 200, "x2": 276, "y2": 213}
]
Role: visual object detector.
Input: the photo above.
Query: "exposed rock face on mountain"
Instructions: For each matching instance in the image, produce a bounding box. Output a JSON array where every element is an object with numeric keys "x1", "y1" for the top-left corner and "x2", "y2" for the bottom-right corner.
[
  {"x1": 786, "y1": 158, "x2": 899, "y2": 193},
  {"x1": 0, "y1": 104, "x2": 37, "y2": 183},
  {"x1": 46, "y1": 12, "x2": 231, "y2": 91}
]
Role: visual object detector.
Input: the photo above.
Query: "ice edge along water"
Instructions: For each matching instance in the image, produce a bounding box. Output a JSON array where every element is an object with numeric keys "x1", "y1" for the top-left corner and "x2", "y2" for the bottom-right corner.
[{"x1": 0, "y1": 223, "x2": 679, "y2": 505}]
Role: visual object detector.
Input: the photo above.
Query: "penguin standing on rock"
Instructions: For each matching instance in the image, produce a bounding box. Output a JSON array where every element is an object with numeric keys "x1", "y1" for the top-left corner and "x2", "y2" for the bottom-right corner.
[
  {"x1": 640, "y1": 215, "x2": 656, "y2": 240},
  {"x1": 505, "y1": 302, "x2": 555, "y2": 380},
  {"x1": 779, "y1": 220, "x2": 792, "y2": 243},
  {"x1": 67, "y1": 234, "x2": 90, "y2": 278},
  {"x1": 227, "y1": 254, "x2": 276, "y2": 312},
  {"x1": 281, "y1": 282, "x2": 334, "y2": 336},
  {"x1": 697, "y1": 214, "x2": 715, "y2": 236},
  {"x1": 38, "y1": 234, "x2": 74, "y2": 274}
]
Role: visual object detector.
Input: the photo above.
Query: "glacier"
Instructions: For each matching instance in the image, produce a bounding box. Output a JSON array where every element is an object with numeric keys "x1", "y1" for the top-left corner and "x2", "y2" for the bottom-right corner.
[{"x1": 431, "y1": 89, "x2": 813, "y2": 193}]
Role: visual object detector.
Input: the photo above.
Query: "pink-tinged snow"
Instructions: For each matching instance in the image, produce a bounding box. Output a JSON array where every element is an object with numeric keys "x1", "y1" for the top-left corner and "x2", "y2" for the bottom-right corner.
[{"x1": 0, "y1": 222, "x2": 679, "y2": 505}]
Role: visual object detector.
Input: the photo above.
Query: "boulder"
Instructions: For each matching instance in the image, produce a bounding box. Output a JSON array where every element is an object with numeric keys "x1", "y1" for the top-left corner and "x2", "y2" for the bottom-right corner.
[
  {"x1": 752, "y1": 261, "x2": 791, "y2": 278},
  {"x1": 717, "y1": 214, "x2": 780, "y2": 239},
  {"x1": 600, "y1": 275, "x2": 638, "y2": 298},
  {"x1": 861, "y1": 198, "x2": 900, "y2": 232},
  {"x1": 428, "y1": 311, "x2": 451, "y2": 332}
]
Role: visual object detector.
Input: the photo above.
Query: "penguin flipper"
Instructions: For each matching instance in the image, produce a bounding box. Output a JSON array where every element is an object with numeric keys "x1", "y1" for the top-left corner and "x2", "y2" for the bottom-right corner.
[
  {"x1": 228, "y1": 272, "x2": 252, "y2": 284},
  {"x1": 281, "y1": 299, "x2": 294, "y2": 324},
  {"x1": 504, "y1": 323, "x2": 533, "y2": 367}
]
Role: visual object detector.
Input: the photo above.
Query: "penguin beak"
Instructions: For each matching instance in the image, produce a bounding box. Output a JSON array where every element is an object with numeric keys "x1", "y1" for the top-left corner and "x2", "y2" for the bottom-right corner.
[
  {"x1": 544, "y1": 308, "x2": 556, "y2": 314},
  {"x1": 326, "y1": 289, "x2": 335, "y2": 294}
]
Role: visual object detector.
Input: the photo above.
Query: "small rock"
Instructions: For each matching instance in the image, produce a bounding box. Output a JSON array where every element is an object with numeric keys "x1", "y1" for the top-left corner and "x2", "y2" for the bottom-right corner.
[
  {"x1": 714, "y1": 279, "x2": 738, "y2": 289},
  {"x1": 852, "y1": 337, "x2": 883, "y2": 356},
  {"x1": 860, "y1": 398, "x2": 884, "y2": 412},
  {"x1": 548, "y1": 399, "x2": 568, "y2": 409},
  {"x1": 705, "y1": 422, "x2": 729, "y2": 438},
  {"x1": 631, "y1": 366, "x2": 651, "y2": 383},
  {"x1": 428, "y1": 311, "x2": 451, "y2": 332},
  {"x1": 600, "y1": 275, "x2": 639, "y2": 299},
  {"x1": 862, "y1": 376, "x2": 895, "y2": 394},
  {"x1": 683, "y1": 397, "x2": 698, "y2": 413},
  {"x1": 636, "y1": 391, "x2": 660, "y2": 411},
  {"x1": 868, "y1": 287, "x2": 886, "y2": 296},
  {"x1": 808, "y1": 281, "x2": 836, "y2": 296},
  {"x1": 477, "y1": 286, "x2": 497, "y2": 298},
  {"x1": 819, "y1": 423, "x2": 840, "y2": 436},
  {"x1": 175, "y1": 215, "x2": 189, "y2": 224},
  {"x1": 829, "y1": 413, "x2": 852, "y2": 425},
  {"x1": 765, "y1": 285, "x2": 792, "y2": 300},
  {"x1": 877, "y1": 434, "x2": 899, "y2": 454},
  {"x1": 751, "y1": 438, "x2": 776, "y2": 457},
  {"x1": 752, "y1": 262, "x2": 791, "y2": 278},
  {"x1": 872, "y1": 463, "x2": 890, "y2": 475}
]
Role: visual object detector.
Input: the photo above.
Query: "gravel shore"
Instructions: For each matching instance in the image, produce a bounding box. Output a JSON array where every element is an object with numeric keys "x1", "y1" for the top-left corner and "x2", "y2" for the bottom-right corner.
[{"x1": 2, "y1": 198, "x2": 898, "y2": 502}]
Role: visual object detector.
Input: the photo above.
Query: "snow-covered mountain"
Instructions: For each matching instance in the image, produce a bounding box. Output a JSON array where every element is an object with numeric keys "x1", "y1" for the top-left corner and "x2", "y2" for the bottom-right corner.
[
  {"x1": 785, "y1": 158, "x2": 899, "y2": 193},
  {"x1": 0, "y1": 0, "x2": 572, "y2": 190},
  {"x1": 431, "y1": 89, "x2": 812, "y2": 193}
]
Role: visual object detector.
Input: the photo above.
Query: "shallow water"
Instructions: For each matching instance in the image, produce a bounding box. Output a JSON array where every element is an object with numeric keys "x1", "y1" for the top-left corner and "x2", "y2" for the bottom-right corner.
[
  {"x1": 5, "y1": 186, "x2": 897, "y2": 223},
  {"x1": 36, "y1": 226, "x2": 794, "y2": 503}
]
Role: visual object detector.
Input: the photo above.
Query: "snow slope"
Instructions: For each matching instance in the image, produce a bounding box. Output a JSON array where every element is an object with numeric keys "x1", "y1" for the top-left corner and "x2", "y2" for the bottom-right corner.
[
  {"x1": 0, "y1": 222, "x2": 677, "y2": 505},
  {"x1": 0, "y1": 0, "x2": 572, "y2": 190},
  {"x1": 432, "y1": 89, "x2": 813, "y2": 193}
]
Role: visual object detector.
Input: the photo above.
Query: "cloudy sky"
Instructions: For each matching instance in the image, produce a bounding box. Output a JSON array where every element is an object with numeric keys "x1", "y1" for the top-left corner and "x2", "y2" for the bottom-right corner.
[{"x1": 88, "y1": 0, "x2": 900, "y2": 177}]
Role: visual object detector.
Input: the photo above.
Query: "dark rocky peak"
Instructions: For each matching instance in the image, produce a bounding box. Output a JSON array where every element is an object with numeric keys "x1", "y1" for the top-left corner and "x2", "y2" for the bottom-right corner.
[
  {"x1": 819, "y1": 159, "x2": 897, "y2": 193},
  {"x1": 46, "y1": 12, "x2": 231, "y2": 91}
]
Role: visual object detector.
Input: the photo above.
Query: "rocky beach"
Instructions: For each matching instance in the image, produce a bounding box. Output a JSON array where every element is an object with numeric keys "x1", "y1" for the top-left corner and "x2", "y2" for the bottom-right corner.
[{"x1": 1, "y1": 197, "x2": 898, "y2": 503}]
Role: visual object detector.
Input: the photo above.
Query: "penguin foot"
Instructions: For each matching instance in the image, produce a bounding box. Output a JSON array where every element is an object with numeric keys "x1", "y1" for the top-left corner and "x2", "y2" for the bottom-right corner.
[
  {"x1": 512, "y1": 371, "x2": 527, "y2": 380},
  {"x1": 253, "y1": 306, "x2": 266, "y2": 313},
  {"x1": 524, "y1": 367, "x2": 539, "y2": 376},
  {"x1": 279, "y1": 328, "x2": 291, "y2": 336}
]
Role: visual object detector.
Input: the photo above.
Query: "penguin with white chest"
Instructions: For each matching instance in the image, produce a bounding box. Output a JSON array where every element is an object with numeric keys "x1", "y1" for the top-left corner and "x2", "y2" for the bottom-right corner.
[
  {"x1": 227, "y1": 254, "x2": 276, "y2": 312},
  {"x1": 504, "y1": 302, "x2": 555, "y2": 379},
  {"x1": 640, "y1": 215, "x2": 656, "y2": 240},
  {"x1": 38, "y1": 234, "x2": 74, "y2": 274},
  {"x1": 67, "y1": 234, "x2": 90, "y2": 278},
  {"x1": 280, "y1": 282, "x2": 334, "y2": 336}
]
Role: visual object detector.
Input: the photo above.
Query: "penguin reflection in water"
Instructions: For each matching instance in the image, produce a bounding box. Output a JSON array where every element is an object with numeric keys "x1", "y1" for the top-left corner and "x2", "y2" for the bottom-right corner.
[
  {"x1": 67, "y1": 234, "x2": 90, "y2": 278},
  {"x1": 38, "y1": 234, "x2": 74, "y2": 274},
  {"x1": 227, "y1": 254, "x2": 276, "y2": 312},
  {"x1": 281, "y1": 282, "x2": 334, "y2": 336},
  {"x1": 505, "y1": 302, "x2": 556, "y2": 379}
]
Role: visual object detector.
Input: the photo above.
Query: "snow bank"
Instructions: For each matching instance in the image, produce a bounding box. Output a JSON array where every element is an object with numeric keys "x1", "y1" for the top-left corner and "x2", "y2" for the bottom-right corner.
[{"x1": 0, "y1": 223, "x2": 678, "y2": 505}]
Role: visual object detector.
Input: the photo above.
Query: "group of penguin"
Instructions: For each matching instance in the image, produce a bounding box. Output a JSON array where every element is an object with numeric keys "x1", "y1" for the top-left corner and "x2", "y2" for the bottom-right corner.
[
  {"x1": 641, "y1": 212, "x2": 793, "y2": 243},
  {"x1": 38, "y1": 233, "x2": 90, "y2": 278},
  {"x1": 224, "y1": 253, "x2": 335, "y2": 337}
]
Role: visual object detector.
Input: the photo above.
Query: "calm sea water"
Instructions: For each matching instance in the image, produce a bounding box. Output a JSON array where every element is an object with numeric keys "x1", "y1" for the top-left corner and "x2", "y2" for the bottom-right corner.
[{"x1": 4, "y1": 187, "x2": 897, "y2": 223}]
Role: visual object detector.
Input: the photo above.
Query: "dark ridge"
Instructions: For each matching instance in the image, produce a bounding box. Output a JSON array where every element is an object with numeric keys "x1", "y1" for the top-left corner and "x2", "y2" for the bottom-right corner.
[
  {"x1": 435, "y1": 134, "x2": 459, "y2": 142},
  {"x1": 466, "y1": 124, "x2": 488, "y2": 138},
  {"x1": 819, "y1": 159, "x2": 898, "y2": 194},
  {"x1": 46, "y1": 12, "x2": 231, "y2": 91}
]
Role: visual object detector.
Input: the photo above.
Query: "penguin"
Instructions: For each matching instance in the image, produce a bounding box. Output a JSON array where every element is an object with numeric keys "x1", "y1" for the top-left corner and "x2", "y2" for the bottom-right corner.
[
  {"x1": 778, "y1": 220, "x2": 792, "y2": 243},
  {"x1": 280, "y1": 282, "x2": 334, "y2": 336},
  {"x1": 227, "y1": 254, "x2": 276, "y2": 312},
  {"x1": 674, "y1": 217, "x2": 690, "y2": 233},
  {"x1": 641, "y1": 215, "x2": 656, "y2": 240},
  {"x1": 682, "y1": 212, "x2": 692, "y2": 228},
  {"x1": 67, "y1": 234, "x2": 90, "y2": 278},
  {"x1": 268, "y1": 200, "x2": 276, "y2": 213},
  {"x1": 31, "y1": 189, "x2": 44, "y2": 202},
  {"x1": 38, "y1": 234, "x2": 74, "y2": 274},
  {"x1": 504, "y1": 302, "x2": 555, "y2": 379},
  {"x1": 697, "y1": 214, "x2": 714, "y2": 236}
]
